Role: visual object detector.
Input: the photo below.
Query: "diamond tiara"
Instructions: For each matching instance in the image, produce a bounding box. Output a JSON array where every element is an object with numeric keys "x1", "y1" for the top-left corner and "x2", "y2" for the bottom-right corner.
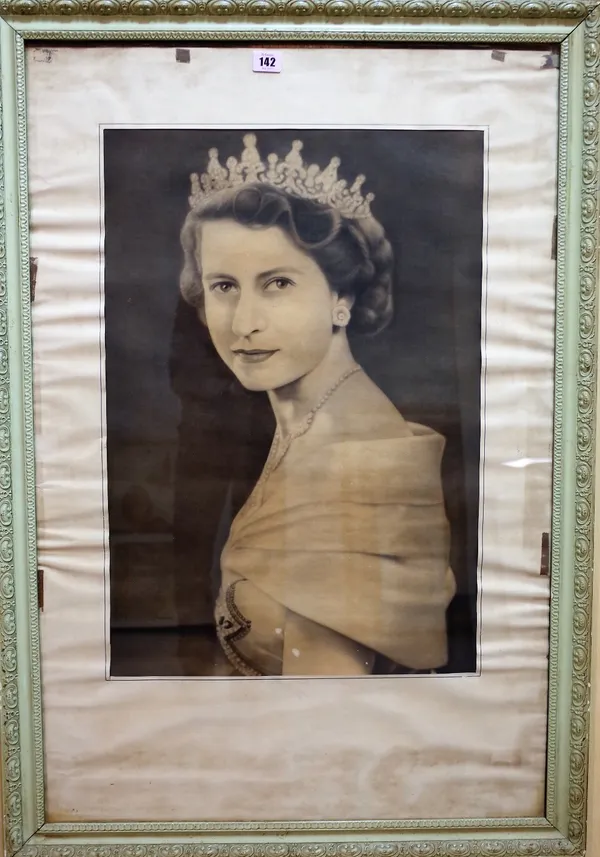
[{"x1": 188, "y1": 133, "x2": 375, "y2": 220}]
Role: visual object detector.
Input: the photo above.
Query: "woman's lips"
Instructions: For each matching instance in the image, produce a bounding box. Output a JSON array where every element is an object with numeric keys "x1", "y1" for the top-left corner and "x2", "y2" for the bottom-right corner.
[{"x1": 232, "y1": 349, "x2": 279, "y2": 364}]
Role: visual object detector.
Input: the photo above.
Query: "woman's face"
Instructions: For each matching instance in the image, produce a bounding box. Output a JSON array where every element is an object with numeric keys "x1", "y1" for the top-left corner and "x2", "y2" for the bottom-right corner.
[{"x1": 197, "y1": 219, "x2": 339, "y2": 392}]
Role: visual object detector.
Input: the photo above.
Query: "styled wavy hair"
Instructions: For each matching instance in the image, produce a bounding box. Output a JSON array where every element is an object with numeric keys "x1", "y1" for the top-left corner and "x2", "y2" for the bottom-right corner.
[{"x1": 180, "y1": 183, "x2": 394, "y2": 336}]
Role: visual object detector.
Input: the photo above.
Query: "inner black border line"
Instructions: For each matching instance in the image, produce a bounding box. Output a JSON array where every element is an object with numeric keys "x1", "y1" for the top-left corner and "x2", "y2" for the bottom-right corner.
[{"x1": 98, "y1": 121, "x2": 490, "y2": 682}]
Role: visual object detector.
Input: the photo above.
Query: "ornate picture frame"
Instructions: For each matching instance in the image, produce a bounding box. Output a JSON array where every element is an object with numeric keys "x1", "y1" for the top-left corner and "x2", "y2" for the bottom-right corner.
[{"x1": 0, "y1": 4, "x2": 598, "y2": 856}]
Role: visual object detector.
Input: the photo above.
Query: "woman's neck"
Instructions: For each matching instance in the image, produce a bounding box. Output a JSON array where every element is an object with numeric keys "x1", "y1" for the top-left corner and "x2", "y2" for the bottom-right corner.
[{"x1": 267, "y1": 334, "x2": 357, "y2": 437}]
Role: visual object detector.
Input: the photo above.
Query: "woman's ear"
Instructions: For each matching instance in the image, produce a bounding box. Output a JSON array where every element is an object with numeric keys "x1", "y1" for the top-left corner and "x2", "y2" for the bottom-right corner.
[
  {"x1": 331, "y1": 293, "x2": 355, "y2": 311},
  {"x1": 332, "y1": 297, "x2": 354, "y2": 329}
]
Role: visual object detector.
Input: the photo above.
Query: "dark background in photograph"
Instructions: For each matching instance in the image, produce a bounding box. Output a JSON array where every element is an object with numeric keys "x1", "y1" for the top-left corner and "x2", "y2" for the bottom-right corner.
[{"x1": 104, "y1": 127, "x2": 484, "y2": 677}]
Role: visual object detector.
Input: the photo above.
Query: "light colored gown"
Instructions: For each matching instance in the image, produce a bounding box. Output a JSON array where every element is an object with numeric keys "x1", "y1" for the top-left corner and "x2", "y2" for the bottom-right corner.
[{"x1": 214, "y1": 372, "x2": 456, "y2": 677}]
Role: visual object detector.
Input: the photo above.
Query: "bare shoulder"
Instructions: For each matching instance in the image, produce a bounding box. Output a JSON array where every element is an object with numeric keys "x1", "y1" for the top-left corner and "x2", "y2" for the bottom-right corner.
[{"x1": 314, "y1": 368, "x2": 412, "y2": 442}]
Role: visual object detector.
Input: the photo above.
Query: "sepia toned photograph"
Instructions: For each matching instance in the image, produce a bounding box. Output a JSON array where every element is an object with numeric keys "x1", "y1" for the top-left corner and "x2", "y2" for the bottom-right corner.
[{"x1": 104, "y1": 127, "x2": 484, "y2": 678}]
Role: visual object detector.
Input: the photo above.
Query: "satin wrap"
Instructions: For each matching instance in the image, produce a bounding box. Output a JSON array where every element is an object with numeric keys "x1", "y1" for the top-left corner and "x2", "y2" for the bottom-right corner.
[{"x1": 220, "y1": 422, "x2": 456, "y2": 671}]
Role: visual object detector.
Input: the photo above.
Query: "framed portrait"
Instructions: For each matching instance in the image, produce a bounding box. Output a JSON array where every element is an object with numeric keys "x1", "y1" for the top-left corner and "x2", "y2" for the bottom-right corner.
[{"x1": 0, "y1": 5, "x2": 599, "y2": 857}]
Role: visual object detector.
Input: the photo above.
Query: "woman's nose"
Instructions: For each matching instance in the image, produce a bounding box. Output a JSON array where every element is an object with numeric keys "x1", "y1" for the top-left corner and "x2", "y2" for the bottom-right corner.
[{"x1": 231, "y1": 293, "x2": 266, "y2": 337}]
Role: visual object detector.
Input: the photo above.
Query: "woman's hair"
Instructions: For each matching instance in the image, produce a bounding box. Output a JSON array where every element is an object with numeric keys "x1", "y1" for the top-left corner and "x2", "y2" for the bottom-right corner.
[{"x1": 179, "y1": 183, "x2": 394, "y2": 336}]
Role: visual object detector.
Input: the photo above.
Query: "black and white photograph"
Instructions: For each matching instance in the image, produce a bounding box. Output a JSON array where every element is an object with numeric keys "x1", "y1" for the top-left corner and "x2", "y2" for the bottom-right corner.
[{"x1": 104, "y1": 127, "x2": 484, "y2": 678}]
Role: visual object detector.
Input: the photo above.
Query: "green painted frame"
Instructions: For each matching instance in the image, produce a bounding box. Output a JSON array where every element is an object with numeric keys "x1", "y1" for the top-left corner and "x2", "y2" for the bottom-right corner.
[{"x1": 0, "y1": 7, "x2": 597, "y2": 857}]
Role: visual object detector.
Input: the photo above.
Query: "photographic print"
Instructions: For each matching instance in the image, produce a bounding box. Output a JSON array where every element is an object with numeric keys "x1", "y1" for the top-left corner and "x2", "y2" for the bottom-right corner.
[
  {"x1": 26, "y1": 44, "x2": 560, "y2": 823},
  {"x1": 104, "y1": 127, "x2": 484, "y2": 678}
]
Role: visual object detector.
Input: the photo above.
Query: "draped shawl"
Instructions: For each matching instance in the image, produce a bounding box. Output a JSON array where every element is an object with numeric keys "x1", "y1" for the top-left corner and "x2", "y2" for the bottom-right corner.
[{"x1": 220, "y1": 422, "x2": 456, "y2": 670}]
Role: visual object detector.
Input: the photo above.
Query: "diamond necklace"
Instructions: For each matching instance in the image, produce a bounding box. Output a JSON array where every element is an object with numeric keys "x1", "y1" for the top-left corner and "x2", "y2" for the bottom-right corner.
[{"x1": 253, "y1": 363, "x2": 362, "y2": 497}]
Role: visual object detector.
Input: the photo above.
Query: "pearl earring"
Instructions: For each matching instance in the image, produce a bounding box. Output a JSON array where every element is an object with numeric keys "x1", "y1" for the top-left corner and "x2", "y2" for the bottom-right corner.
[{"x1": 333, "y1": 306, "x2": 351, "y2": 327}]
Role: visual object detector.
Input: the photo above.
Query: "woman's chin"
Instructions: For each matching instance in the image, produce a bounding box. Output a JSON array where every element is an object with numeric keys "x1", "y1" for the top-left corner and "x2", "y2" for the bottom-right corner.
[
  {"x1": 230, "y1": 365, "x2": 276, "y2": 392},
  {"x1": 227, "y1": 353, "x2": 316, "y2": 393},
  {"x1": 236, "y1": 376, "x2": 273, "y2": 392},
  {"x1": 231, "y1": 366, "x2": 302, "y2": 393}
]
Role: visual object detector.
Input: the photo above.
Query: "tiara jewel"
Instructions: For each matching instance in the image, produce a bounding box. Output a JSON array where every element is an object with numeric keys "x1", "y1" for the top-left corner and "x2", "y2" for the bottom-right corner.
[{"x1": 189, "y1": 133, "x2": 375, "y2": 220}]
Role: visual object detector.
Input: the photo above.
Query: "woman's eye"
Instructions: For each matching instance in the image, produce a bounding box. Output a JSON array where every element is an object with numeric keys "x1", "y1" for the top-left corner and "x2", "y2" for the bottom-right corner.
[
  {"x1": 264, "y1": 277, "x2": 294, "y2": 292},
  {"x1": 210, "y1": 281, "x2": 237, "y2": 295}
]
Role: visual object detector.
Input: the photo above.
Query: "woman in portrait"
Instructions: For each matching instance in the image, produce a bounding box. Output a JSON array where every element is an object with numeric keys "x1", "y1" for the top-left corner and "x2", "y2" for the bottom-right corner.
[{"x1": 178, "y1": 133, "x2": 456, "y2": 677}]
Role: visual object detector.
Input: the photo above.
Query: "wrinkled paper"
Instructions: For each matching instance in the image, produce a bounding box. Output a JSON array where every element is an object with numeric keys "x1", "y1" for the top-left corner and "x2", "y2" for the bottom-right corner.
[{"x1": 27, "y1": 45, "x2": 557, "y2": 822}]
